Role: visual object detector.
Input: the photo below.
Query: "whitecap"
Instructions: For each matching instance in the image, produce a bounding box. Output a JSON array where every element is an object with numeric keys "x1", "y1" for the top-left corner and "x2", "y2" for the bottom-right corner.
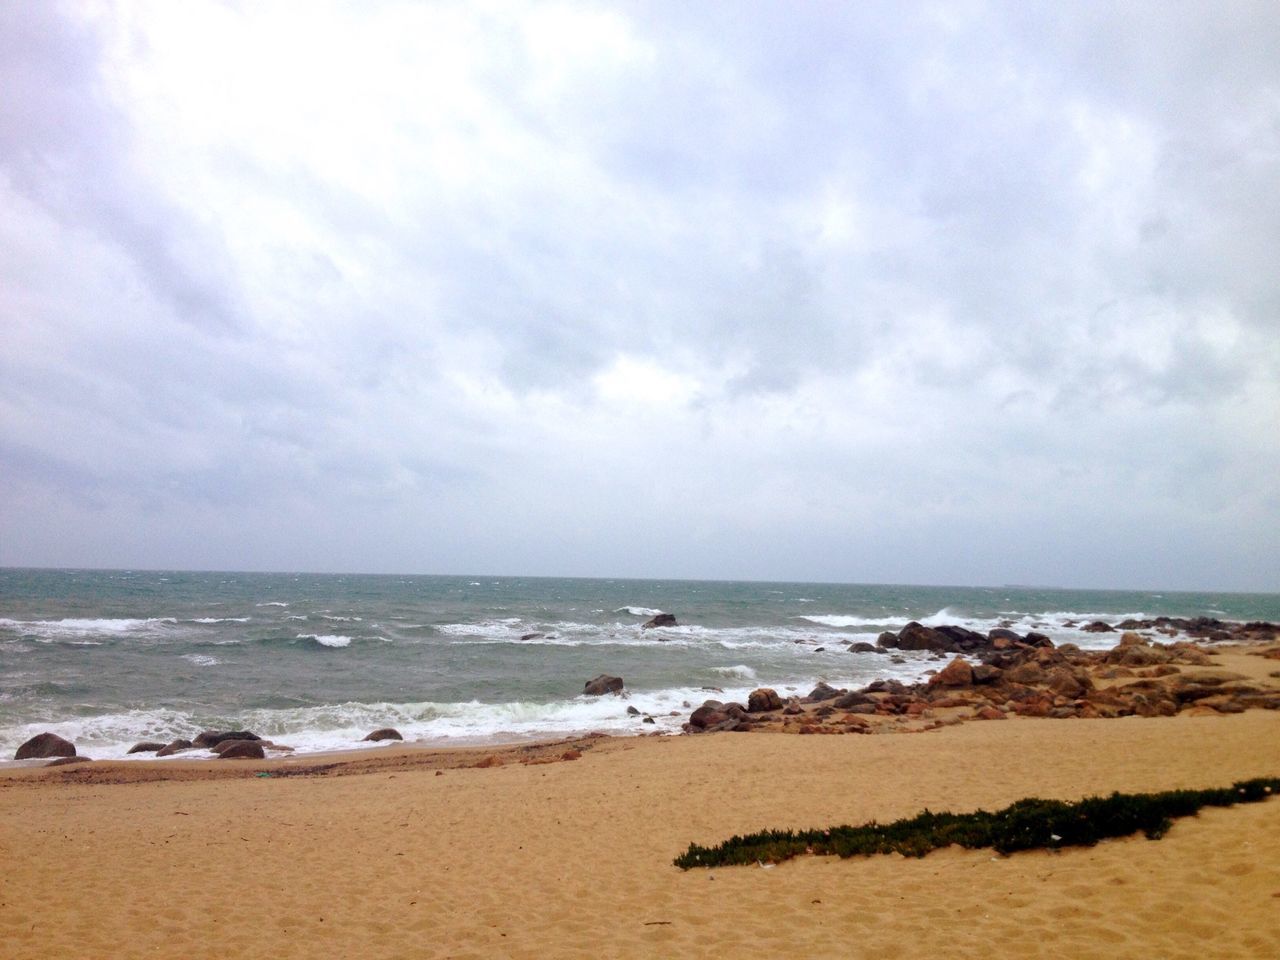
[
  {"x1": 300, "y1": 634, "x2": 353, "y2": 648},
  {"x1": 182, "y1": 653, "x2": 220, "y2": 667},
  {"x1": 614, "y1": 606, "x2": 664, "y2": 617},
  {"x1": 257, "y1": 601, "x2": 289, "y2": 607},
  {"x1": 189, "y1": 617, "x2": 250, "y2": 624}
]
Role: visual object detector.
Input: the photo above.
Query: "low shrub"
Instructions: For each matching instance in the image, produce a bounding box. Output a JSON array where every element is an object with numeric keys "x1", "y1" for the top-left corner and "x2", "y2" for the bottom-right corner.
[{"x1": 673, "y1": 777, "x2": 1280, "y2": 869}]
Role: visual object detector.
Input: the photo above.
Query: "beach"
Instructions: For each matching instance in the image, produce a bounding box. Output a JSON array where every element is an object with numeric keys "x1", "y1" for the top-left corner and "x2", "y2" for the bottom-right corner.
[{"x1": 4, "y1": 706, "x2": 1279, "y2": 959}]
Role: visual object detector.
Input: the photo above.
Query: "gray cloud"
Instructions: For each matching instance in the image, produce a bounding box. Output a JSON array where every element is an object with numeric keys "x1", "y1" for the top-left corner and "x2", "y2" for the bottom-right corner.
[{"x1": 0, "y1": 0, "x2": 1276, "y2": 589}]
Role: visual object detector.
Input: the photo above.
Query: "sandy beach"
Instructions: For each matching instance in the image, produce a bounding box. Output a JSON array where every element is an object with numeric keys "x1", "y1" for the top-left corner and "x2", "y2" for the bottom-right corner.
[{"x1": 4, "y1": 673, "x2": 1279, "y2": 959}]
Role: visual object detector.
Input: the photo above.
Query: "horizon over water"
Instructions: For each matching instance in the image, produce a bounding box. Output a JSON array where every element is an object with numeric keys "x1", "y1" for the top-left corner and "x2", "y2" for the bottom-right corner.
[{"x1": 3, "y1": 567, "x2": 1278, "y2": 764}]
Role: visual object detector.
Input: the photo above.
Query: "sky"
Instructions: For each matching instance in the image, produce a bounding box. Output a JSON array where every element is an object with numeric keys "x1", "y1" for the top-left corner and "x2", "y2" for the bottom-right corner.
[{"x1": 1, "y1": 1, "x2": 1277, "y2": 591}]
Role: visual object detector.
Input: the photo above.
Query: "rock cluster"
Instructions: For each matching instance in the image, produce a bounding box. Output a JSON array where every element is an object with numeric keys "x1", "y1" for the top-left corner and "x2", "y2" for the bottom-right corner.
[{"x1": 684, "y1": 626, "x2": 1280, "y2": 735}]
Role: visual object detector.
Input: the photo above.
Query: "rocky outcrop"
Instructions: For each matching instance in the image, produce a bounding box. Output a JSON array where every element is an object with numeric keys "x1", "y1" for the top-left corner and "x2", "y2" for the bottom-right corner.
[
  {"x1": 363, "y1": 728, "x2": 403, "y2": 742},
  {"x1": 641, "y1": 613, "x2": 678, "y2": 629},
  {"x1": 1081, "y1": 621, "x2": 1116, "y2": 633},
  {"x1": 583, "y1": 674, "x2": 624, "y2": 696},
  {"x1": 15, "y1": 732, "x2": 76, "y2": 761},
  {"x1": 805, "y1": 682, "x2": 843, "y2": 702}
]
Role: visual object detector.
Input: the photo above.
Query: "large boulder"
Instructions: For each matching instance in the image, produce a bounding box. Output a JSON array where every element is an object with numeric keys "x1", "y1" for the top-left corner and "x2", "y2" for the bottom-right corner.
[
  {"x1": 217, "y1": 740, "x2": 266, "y2": 760},
  {"x1": 15, "y1": 732, "x2": 76, "y2": 761},
  {"x1": 932, "y1": 625, "x2": 987, "y2": 652},
  {"x1": 892, "y1": 622, "x2": 951, "y2": 652},
  {"x1": 641, "y1": 613, "x2": 677, "y2": 629},
  {"x1": 1081, "y1": 621, "x2": 1115, "y2": 633},
  {"x1": 583, "y1": 674, "x2": 624, "y2": 696},
  {"x1": 363, "y1": 728, "x2": 404, "y2": 742},
  {"x1": 156, "y1": 739, "x2": 194, "y2": 757},
  {"x1": 928, "y1": 657, "x2": 974, "y2": 688},
  {"x1": 747, "y1": 688, "x2": 784, "y2": 712}
]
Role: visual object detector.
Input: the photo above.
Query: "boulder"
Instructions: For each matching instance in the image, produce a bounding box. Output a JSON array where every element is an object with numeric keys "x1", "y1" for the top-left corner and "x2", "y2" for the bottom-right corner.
[
  {"x1": 46, "y1": 755, "x2": 92, "y2": 767},
  {"x1": 1081, "y1": 621, "x2": 1116, "y2": 633},
  {"x1": 156, "y1": 739, "x2": 194, "y2": 757},
  {"x1": 363, "y1": 728, "x2": 404, "y2": 742},
  {"x1": 127, "y1": 742, "x2": 167, "y2": 755},
  {"x1": 928, "y1": 657, "x2": 974, "y2": 688},
  {"x1": 893, "y1": 622, "x2": 951, "y2": 652},
  {"x1": 217, "y1": 740, "x2": 266, "y2": 760},
  {"x1": 1044, "y1": 667, "x2": 1088, "y2": 699},
  {"x1": 747, "y1": 688, "x2": 784, "y2": 712},
  {"x1": 974, "y1": 706, "x2": 1006, "y2": 720},
  {"x1": 193, "y1": 730, "x2": 261, "y2": 748},
  {"x1": 849, "y1": 642, "x2": 879, "y2": 653},
  {"x1": 15, "y1": 732, "x2": 76, "y2": 761},
  {"x1": 689, "y1": 700, "x2": 728, "y2": 729},
  {"x1": 932, "y1": 625, "x2": 988, "y2": 651},
  {"x1": 641, "y1": 613, "x2": 677, "y2": 629},
  {"x1": 805, "y1": 682, "x2": 843, "y2": 702},
  {"x1": 583, "y1": 674, "x2": 624, "y2": 696},
  {"x1": 987, "y1": 627, "x2": 1023, "y2": 644},
  {"x1": 971, "y1": 664, "x2": 1003, "y2": 684}
]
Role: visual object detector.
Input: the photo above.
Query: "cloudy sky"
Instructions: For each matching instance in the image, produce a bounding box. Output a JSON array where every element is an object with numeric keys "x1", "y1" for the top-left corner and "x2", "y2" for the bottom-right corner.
[{"x1": 1, "y1": 1, "x2": 1277, "y2": 590}]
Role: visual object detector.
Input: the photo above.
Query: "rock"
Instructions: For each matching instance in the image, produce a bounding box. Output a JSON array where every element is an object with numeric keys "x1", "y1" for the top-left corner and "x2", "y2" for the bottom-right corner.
[
  {"x1": 782, "y1": 698, "x2": 804, "y2": 715},
  {"x1": 928, "y1": 657, "x2": 974, "y2": 688},
  {"x1": 876, "y1": 631, "x2": 898, "y2": 648},
  {"x1": 363, "y1": 728, "x2": 404, "y2": 742},
  {"x1": 805, "y1": 682, "x2": 843, "y2": 702},
  {"x1": 832, "y1": 690, "x2": 874, "y2": 709},
  {"x1": 987, "y1": 627, "x2": 1023, "y2": 644},
  {"x1": 643, "y1": 716, "x2": 655, "y2": 724},
  {"x1": 641, "y1": 613, "x2": 677, "y2": 629},
  {"x1": 46, "y1": 755, "x2": 92, "y2": 767},
  {"x1": 932, "y1": 625, "x2": 988, "y2": 651},
  {"x1": 1044, "y1": 667, "x2": 1088, "y2": 699},
  {"x1": 1005, "y1": 661, "x2": 1046, "y2": 685},
  {"x1": 193, "y1": 730, "x2": 261, "y2": 748},
  {"x1": 1118, "y1": 632, "x2": 1147, "y2": 647},
  {"x1": 892, "y1": 622, "x2": 951, "y2": 652},
  {"x1": 583, "y1": 674, "x2": 624, "y2": 696},
  {"x1": 971, "y1": 664, "x2": 1003, "y2": 684},
  {"x1": 747, "y1": 688, "x2": 784, "y2": 712},
  {"x1": 156, "y1": 739, "x2": 194, "y2": 757},
  {"x1": 1024, "y1": 632, "x2": 1054, "y2": 648},
  {"x1": 974, "y1": 706, "x2": 1006, "y2": 720},
  {"x1": 127, "y1": 742, "x2": 168, "y2": 755},
  {"x1": 14, "y1": 732, "x2": 76, "y2": 761},
  {"x1": 849, "y1": 642, "x2": 879, "y2": 653},
  {"x1": 217, "y1": 740, "x2": 266, "y2": 760},
  {"x1": 519, "y1": 632, "x2": 543, "y2": 642},
  {"x1": 626, "y1": 706, "x2": 641, "y2": 716},
  {"x1": 1081, "y1": 621, "x2": 1115, "y2": 633},
  {"x1": 689, "y1": 700, "x2": 729, "y2": 729}
]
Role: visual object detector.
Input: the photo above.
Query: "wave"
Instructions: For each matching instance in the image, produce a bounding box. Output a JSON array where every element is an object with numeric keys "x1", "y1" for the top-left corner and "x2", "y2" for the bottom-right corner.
[
  {"x1": 0, "y1": 617, "x2": 177, "y2": 640},
  {"x1": 797, "y1": 614, "x2": 912, "y2": 629},
  {"x1": 257, "y1": 601, "x2": 289, "y2": 608},
  {"x1": 298, "y1": 634, "x2": 353, "y2": 648},
  {"x1": 613, "y1": 606, "x2": 664, "y2": 617},
  {"x1": 188, "y1": 617, "x2": 250, "y2": 624},
  {"x1": 182, "y1": 653, "x2": 220, "y2": 667}
]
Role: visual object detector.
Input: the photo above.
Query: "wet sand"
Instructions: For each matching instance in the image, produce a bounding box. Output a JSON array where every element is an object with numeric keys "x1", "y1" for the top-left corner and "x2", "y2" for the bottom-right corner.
[{"x1": 3, "y1": 704, "x2": 1279, "y2": 959}]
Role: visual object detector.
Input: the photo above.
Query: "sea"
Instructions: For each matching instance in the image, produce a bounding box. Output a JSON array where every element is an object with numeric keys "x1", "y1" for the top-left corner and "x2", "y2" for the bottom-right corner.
[{"x1": 3, "y1": 568, "x2": 1278, "y2": 764}]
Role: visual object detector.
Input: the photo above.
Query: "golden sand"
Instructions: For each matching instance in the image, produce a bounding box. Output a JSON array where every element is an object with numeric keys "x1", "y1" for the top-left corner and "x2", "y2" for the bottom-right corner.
[{"x1": 3, "y1": 702, "x2": 1279, "y2": 959}]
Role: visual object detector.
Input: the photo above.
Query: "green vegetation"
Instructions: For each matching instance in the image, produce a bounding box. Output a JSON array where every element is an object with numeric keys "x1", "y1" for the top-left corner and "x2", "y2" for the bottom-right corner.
[{"x1": 674, "y1": 777, "x2": 1280, "y2": 869}]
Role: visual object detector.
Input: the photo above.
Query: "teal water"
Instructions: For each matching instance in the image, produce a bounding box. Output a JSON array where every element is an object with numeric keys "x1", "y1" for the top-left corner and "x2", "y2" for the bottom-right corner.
[{"x1": 2, "y1": 568, "x2": 1277, "y2": 760}]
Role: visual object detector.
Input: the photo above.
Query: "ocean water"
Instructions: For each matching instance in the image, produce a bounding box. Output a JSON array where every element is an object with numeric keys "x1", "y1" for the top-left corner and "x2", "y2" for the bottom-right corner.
[{"x1": 2, "y1": 568, "x2": 1277, "y2": 763}]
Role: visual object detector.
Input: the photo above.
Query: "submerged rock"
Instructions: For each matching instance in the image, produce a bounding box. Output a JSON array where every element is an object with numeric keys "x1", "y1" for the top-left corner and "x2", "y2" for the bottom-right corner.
[
  {"x1": 641, "y1": 613, "x2": 678, "y2": 629},
  {"x1": 363, "y1": 728, "x2": 404, "y2": 742},
  {"x1": 193, "y1": 730, "x2": 261, "y2": 748},
  {"x1": 156, "y1": 739, "x2": 194, "y2": 757},
  {"x1": 583, "y1": 674, "x2": 624, "y2": 696}
]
